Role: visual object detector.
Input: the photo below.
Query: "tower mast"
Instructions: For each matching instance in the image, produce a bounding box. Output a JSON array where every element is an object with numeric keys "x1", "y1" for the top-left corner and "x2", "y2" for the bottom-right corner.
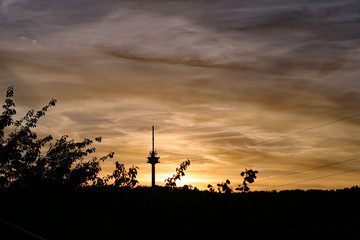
[{"x1": 147, "y1": 125, "x2": 160, "y2": 194}]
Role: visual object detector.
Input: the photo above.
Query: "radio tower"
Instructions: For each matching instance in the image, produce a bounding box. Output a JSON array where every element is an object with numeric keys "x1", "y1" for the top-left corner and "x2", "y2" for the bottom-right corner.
[{"x1": 147, "y1": 126, "x2": 160, "y2": 194}]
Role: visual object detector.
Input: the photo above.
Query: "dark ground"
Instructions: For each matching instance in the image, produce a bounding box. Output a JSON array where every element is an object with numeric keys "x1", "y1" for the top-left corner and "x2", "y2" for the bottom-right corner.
[{"x1": 0, "y1": 186, "x2": 360, "y2": 239}]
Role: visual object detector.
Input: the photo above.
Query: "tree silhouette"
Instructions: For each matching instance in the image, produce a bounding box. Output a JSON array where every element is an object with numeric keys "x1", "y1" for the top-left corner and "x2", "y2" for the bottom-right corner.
[
  {"x1": 236, "y1": 168, "x2": 258, "y2": 193},
  {"x1": 0, "y1": 86, "x2": 115, "y2": 189},
  {"x1": 164, "y1": 159, "x2": 190, "y2": 187}
]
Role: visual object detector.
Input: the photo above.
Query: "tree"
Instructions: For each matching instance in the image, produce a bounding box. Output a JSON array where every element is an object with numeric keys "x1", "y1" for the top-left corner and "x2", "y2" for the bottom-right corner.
[
  {"x1": 236, "y1": 168, "x2": 258, "y2": 193},
  {"x1": 0, "y1": 86, "x2": 114, "y2": 189},
  {"x1": 164, "y1": 159, "x2": 190, "y2": 188}
]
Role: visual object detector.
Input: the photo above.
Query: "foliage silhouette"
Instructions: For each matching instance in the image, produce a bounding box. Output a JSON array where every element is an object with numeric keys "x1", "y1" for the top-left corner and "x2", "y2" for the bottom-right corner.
[
  {"x1": 164, "y1": 159, "x2": 190, "y2": 187},
  {"x1": 214, "y1": 169, "x2": 258, "y2": 194},
  {"x1": 217, "y1": 179, "x2": 233, "y2": 194},
  {"x1": 94, "y1": 162, "x2": 139, "y2": 188},
  {"x1": 207, "y1": 184, "x2": 215, "y2": 193},
  {"x1": 236, "y1": 169, "x2": 258, "y2": 193},
  {"x1": 0, "y1": 86, "x2": 115, "y2": 189},
  {"x1": 182, "y1": 184, "x2": 191, "y2": 190}
]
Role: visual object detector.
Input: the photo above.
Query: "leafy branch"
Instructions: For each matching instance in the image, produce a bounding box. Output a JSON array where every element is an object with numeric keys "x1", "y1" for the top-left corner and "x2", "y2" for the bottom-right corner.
[{"x1": 164, "y1": 159, "x2": 190, "y2": 188}]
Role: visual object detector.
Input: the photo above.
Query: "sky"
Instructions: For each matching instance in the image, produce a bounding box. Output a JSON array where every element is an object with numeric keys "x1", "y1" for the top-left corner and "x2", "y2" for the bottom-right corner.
[{"x1": 1, "y1": 0, "x2": 360, "y2": 190}]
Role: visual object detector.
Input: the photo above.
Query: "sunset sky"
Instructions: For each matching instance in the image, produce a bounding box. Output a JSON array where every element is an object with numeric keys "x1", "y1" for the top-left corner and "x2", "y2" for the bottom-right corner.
[{"x1": 1, "y1": 0, "x2": 360, "y2": 190}]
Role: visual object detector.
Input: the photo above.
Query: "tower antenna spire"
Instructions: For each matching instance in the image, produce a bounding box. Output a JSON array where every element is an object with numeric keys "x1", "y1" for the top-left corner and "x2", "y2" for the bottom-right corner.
[{"x1": 152, "y1": 125, "x2": 154, "y2": 152}]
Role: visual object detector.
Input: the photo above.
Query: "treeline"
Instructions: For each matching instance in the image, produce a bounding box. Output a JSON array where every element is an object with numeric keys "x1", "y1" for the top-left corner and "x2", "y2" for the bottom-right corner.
[{"x1": 1, "y1": 185, "x2": 360, "y2": 239}]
